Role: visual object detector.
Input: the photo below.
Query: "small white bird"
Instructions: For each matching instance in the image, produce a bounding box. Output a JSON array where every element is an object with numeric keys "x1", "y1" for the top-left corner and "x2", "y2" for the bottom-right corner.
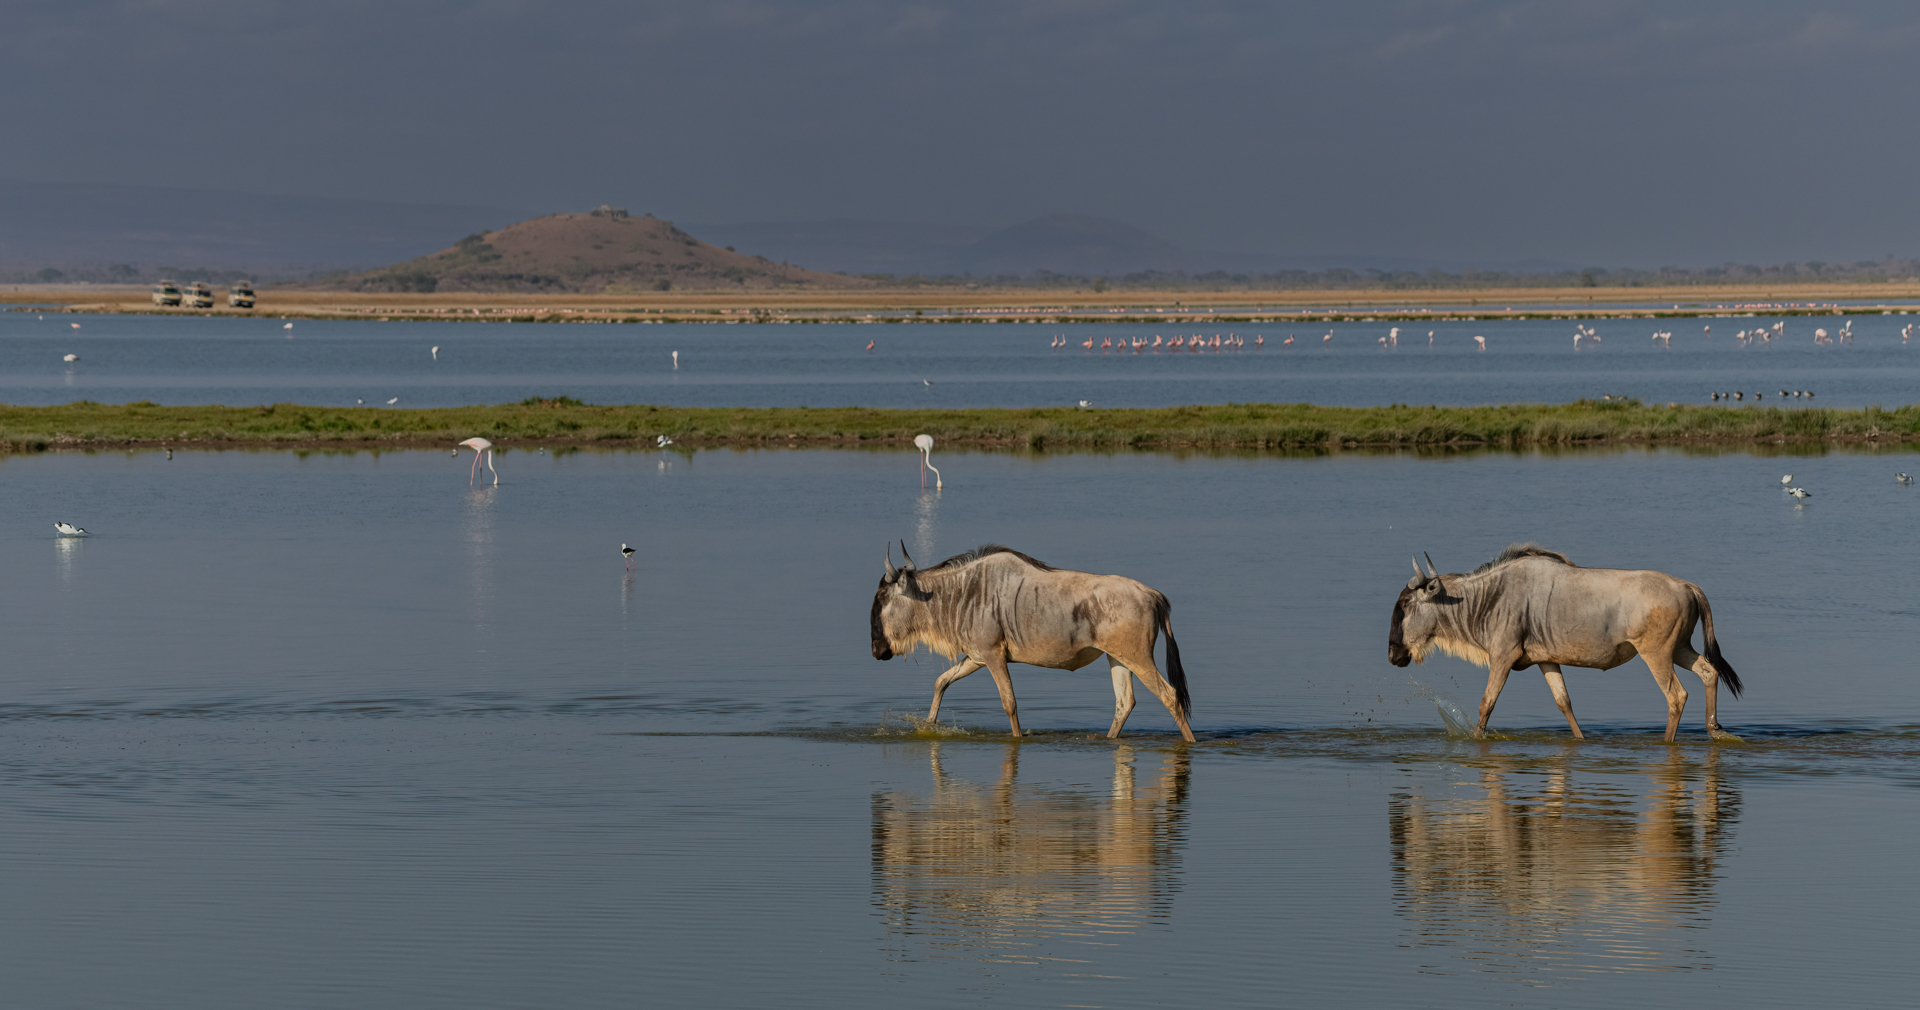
[
  {"x1": 165, "y1": 448, "x2": 172, "y2": 460},
  {"x1": 356, "y1": 398, "x2": 364, "y2": 406},
  {"x1": 621, "y1": 543, "x2": 636, "y2": 569},
  {"x1": 386, "y1": 397, "x2": 399, "y2": 405},
  {"x1": 1781, "y1": 475, "x2": 1793, "y2": 486},
  {"x1": 1078, "y1": 399, "x2": 1092, "y2": 408},
  {"x1": 63, "y1": 353, "x2": 78, "y2": 362},
  {"x1": 657, "y1": 434, "x2": 674, "y2": 447},
  {"x1": 1897, "y1": 473, "x2": 1914, "y2": 484},
  {"x1": 923, "y1": 379, "x2": 934, "y2": 386},
  {"x1": 1788, "y1": 487, "x2": 1811, "y2": 499},
  {"x1": 53, "y1": 522, "x2": 90, "y2": 537}
]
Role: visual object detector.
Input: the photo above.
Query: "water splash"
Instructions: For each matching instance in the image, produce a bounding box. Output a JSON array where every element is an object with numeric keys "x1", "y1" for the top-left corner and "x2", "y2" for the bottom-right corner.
[
  {"x1": 874, "y1": 709, "x2": 972, "y2": 738},
  {"x1": 1407, "y1": 677, "x2": 1476, "y2": 739}
]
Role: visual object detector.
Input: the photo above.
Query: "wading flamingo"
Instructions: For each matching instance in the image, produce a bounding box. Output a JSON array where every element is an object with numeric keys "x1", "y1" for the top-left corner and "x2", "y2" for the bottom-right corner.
[
  {"x1": 459, "y1": 437, "x2": 498, "y2": 486},
  {"x1": 914, "y1": 433, "x2": 942, "y2": 489}
]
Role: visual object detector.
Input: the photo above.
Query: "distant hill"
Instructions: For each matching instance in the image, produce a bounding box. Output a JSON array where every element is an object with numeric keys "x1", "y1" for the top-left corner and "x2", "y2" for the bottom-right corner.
[{"x1": 328, "y1": 208, "x2": 868, "y2": 293}]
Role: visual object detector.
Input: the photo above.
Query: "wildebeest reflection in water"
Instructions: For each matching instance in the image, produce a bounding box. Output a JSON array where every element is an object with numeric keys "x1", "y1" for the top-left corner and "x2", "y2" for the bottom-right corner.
[
  {"x1": 872, "y1": 744, "x2": 1189, "y2": 964},
  {"x1": 1391, "y1": 747, "x2": 1737, "y2": 977}
]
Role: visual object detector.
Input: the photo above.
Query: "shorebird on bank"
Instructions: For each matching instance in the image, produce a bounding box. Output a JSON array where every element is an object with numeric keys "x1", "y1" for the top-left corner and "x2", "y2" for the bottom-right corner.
[
  {"x1": 386, "y1": 397, "x2": 399, "y2": 405},
  {"x1": 458, "y1": 437, "x2": 497, "y2": 486},
  {"x1": 656, "y1": 435, "x2": 674, "y2": 447},
  {"x1": 53, "y1": 523, "x2": 90, "y2": 537},
  {"x1": 621, "y1": 543, "x2": 636, "y2": 570}
]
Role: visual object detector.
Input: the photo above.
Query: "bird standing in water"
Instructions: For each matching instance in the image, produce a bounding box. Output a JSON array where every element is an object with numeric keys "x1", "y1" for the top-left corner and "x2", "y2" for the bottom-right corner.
[
  {"x1": 621, "y1": 543, "x2": 636, "y2": 570},
  {"x1": 459, "y1": 437, "x2": 498, "y2": 486}
]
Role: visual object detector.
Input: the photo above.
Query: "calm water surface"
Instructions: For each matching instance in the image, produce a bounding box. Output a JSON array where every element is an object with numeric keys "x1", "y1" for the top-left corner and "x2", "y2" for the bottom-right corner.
[
  {"x1": 6, "y1": 310, "x2": 1920, "y2": 408},
  {"x1": 1, "y1": 445, "x2": 1916, "y2": 1008}
]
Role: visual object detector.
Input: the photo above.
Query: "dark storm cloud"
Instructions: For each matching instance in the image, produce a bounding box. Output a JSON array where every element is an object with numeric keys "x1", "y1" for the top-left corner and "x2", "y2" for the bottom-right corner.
[{"x1": 6, "y1": 1, "x2": 1920, "y2": 265}]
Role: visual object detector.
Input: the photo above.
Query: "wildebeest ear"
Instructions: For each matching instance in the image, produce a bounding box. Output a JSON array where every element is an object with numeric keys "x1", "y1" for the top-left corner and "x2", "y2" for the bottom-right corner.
[{"x1": 901, "y1": 569, "x2": 932, "y2": 601}]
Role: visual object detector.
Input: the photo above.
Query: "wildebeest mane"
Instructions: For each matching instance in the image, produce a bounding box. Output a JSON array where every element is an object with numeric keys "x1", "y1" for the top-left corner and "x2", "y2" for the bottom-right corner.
[
  {"x1": 1471, "y1": 542, "x2": 1574, "y2": 574},
  {"x1": 926, "y1": 544, "x2": 1057, "y2": 573}
]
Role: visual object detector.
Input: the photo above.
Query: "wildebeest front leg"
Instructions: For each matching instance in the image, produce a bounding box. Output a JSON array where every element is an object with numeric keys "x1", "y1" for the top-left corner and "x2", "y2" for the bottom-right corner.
[
  {"x1": 984, "y1": 654, "x2": 1023, "y2": 737},
  {"x1": 1538, "y1": 663, "x2": 1585, "y2": 739},
  {"x1": 1474, "y1": 649, "x2": 1521, "y2": 738},
  {"x1": 926, "y1": 657, "x2": 984, "y2": 722},
  {"x1": 1107, "y1": 659, "x2": 1136, "y2": 738}
]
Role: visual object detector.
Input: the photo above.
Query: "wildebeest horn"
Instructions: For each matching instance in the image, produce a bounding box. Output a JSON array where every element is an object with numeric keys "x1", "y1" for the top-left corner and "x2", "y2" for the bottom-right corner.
[
  {"x1": 1423, "y1": 552, "x2": 1438, "y2": 580},
  {"x1": 899, "y1": 540, "x2": 916, "y2": 570},
  {"x1": 1411, "y1": 555, "x2": 1424, "y2": 579},
  {"x1": 885, "y1": 543, "x2": 897, "y2": 576}
]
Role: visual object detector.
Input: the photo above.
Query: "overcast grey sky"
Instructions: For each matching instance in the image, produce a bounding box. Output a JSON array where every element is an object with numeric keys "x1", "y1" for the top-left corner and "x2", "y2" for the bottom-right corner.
[{"x1": 7, "y1": 1, "x2": 1920, "y2": 266}]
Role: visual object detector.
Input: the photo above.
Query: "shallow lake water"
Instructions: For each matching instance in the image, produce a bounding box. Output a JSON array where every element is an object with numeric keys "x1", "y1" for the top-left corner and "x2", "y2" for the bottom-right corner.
[
  {"x1": 5, "y1": 310, "x2": 1920, "y2": 409},
  {"x1": 1, "y1": 444, "x2": 1917, "y2": 1008}
]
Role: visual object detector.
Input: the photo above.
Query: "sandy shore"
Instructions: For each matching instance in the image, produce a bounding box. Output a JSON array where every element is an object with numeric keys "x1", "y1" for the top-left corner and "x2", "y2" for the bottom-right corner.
[{"x1": 7, "y1": 283, "x2": 1920, "y2": 324}]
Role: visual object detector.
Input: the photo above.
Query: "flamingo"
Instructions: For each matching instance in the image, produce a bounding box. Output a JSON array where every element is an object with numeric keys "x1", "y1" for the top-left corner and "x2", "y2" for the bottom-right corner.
[
  {"x1": 1255, "y1": 335, "x2": 1264, "y2": 347},
  {"x1": 865, "y1": 340, "x2": 875, "y2": 352},
  {"x1": 459, "y1": 437, "x2": 498, "y2": 486},
  {"x1": 63, "y1": 353, "x2": 78, "y2": 362},
  {"x1": 672, "y1": 350, "x2": 680, "y2": 369},
  {"x1": 431, "y1": 346, "x2": 439, "y2": 360},
  {"x1": 914, "y1": 433, "x2": 942, "y2": 489},
  {"x1": 1474, "y1": 335, "x2": 1486, "y2": 351}
]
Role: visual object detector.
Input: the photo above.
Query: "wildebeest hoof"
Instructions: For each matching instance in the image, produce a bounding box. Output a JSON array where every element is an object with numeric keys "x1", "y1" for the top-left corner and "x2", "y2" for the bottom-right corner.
[{"x1": 1709, "y1": 728, "x2": 1746, "y2": 743}]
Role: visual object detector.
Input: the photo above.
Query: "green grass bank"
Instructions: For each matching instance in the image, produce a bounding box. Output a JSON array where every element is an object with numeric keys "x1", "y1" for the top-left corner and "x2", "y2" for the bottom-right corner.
[{"x1": 4, "y1": 398, "x2": 1919, "y2": 453}]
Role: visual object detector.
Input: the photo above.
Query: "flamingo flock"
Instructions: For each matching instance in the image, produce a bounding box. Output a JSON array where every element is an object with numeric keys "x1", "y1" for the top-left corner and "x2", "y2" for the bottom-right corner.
[{"x1": 1058, "y1": 333, "x2": 1259, "y2": 353}]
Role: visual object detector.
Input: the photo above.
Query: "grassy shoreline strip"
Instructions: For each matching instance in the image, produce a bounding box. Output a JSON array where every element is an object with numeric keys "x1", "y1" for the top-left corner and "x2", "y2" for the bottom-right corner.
[{"x1": 4, "y1": 399, "x2": 1919, "y2": 453}]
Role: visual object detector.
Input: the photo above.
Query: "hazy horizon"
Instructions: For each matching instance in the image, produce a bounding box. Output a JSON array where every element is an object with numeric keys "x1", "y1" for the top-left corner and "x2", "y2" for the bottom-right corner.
[{"x1": 7, "y1": 2, "x2": 1920, "y2": 268}]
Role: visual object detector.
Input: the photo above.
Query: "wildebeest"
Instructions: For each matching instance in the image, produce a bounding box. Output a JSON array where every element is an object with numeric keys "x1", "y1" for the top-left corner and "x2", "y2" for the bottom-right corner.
[
  {"x1": 1388, "y1": 544, "x2": 1742, "y2": 742},
  {"x1": 872, "y1": 543, "x2": 1194, "y2": 741}
]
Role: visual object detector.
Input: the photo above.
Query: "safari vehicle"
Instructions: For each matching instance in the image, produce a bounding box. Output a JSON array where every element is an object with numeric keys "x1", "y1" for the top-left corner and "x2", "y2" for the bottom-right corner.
[
  {"x1": 184, "y1": 282, "x2": 214, "y2": 309},
  {"x1": 151, "y1": 281, "x2": 182, "y2": 306},
  {"x1": 228, "y1": 282, "x2": 256, "y2": 308}
]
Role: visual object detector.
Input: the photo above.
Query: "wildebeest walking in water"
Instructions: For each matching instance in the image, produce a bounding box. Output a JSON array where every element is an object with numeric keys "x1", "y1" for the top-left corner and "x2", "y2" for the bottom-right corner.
[
  {"x1": 1388, "y1": 544, "x2": 1743, "y2": 742},
  {"x1": 872, "y1": 543, "x2": 1194, "y2": 741}
]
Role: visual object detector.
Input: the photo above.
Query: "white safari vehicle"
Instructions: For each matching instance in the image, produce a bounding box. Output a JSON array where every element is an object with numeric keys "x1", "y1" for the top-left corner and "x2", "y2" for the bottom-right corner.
[
  {"x1": 228, "y1": 282, "x2": 256, "y2": 308},
  {"x1": 184, "y1": 282, "x2": 214, "y2": 308},
  {"x1": 152, "y1": 281, "x2": 182, "y2": 306}
]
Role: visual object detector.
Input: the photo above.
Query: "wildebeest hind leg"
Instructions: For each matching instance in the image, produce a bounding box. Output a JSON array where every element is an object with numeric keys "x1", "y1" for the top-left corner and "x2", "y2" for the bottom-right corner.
[
  {"x1": 1111, "y1": 650, "x2": 1196, "y2": 743},
  {"x1": 1539, "y1": 663, "x2": 1585, "y2": 739},
  {"x1": 1107, "y1": 659, "x2": 1137, "y2": 738},
  {"x1": 983, "y1": 655, "x2": 1023, "y2": 737},
  {"x1": 1674, "y1": 643, "x2": 1737, "y2": 740},
  {"x1": 1642, "y1": 648, "x2": 1689, "y2": 743},
  {"x1": 927, "y1": 657, "x2": 984, "y2": 722}
]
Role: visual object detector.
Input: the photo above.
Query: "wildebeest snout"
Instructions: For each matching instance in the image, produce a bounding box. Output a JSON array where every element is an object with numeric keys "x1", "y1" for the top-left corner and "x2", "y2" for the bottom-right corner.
[{"x1": 872, "y1": 638, "x2": 894, "y2": 660}]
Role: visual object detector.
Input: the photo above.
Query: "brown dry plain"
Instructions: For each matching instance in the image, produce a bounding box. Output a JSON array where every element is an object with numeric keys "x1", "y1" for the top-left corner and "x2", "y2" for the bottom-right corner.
[{"x1": 11, "y1": 281, "x2": 1920, "y2": 323}]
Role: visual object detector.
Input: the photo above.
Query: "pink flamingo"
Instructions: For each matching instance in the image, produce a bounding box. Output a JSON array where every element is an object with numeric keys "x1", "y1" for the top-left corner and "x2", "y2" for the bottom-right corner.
[
  {"x1": 865, "y1": 340, "x2": 875, "y2": 352},
  {"x1": 459, "y1": 437, "x2": 498, "y2": 486}
]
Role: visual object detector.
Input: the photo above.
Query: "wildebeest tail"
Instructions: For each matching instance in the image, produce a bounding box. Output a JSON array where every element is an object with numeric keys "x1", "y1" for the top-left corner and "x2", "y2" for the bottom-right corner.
[
  {"x1": 1691, "y1": 584, "x2": 1743, "y2": 698},
  {"x1": 1154, "y1": 594, "x2": 1192, "y2": 718}
]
